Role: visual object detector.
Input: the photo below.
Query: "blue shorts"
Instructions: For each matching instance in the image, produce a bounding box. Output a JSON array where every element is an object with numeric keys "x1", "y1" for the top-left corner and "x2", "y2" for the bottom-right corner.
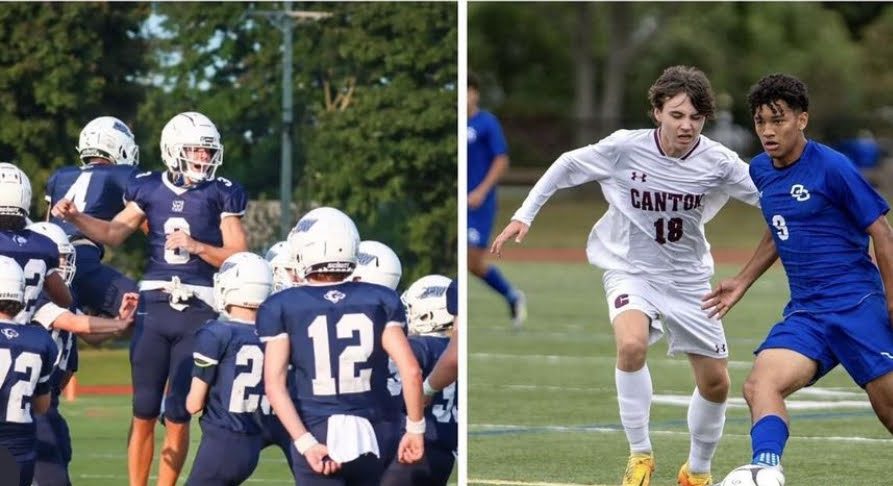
[
  {"x1": 71, "y1": 244, "x2": 138, "y2": 317},
  {"x1": 756, "y1": 294, "x2": 893, "y2": 387},
  {"x1": 34, "y1": 407, "x2": 72, "y2": 485},
  {"x1": 468, "y1": 206, "x2": 495, "y2": 249}
]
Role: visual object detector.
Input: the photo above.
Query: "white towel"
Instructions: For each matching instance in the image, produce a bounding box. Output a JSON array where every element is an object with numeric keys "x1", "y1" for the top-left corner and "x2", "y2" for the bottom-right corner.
[{"x1": 325, "y1": 414, "x2": 380, "y2": 463}]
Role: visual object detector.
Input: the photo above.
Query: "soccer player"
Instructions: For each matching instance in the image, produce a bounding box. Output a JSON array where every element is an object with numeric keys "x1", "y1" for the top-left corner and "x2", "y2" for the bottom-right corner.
[
  {"x1": 468, "y1": 72, "x2": 526, "y2": 329},
  {"x1": 52, "y1": 111, "x2": 249, "y2": 486},
  {"x1": 381, "y1": 274, "x2": 458, "y2": 486},
  {"x1": 45, "y1": 116, "x2": 140, "y2": 317},
  {"x1": 259, "y1": 207, "x2": 425, "y2": 485},
  {"x1": 0, "y1": 255, "x2": 59, "y2": 486},
  {"x1": 491, "y1": 66, "x2": 761, "y2": 486},
  {"x1": 702, "y1": 74, "x2": 893, "y2": 481},
  {"x1": 184, "y1": 252, "x2": 274, "y2": 485},
  {"x1": 0, "y1": 163, "x2": 72, "y2": 318},
  {"x1": 351, "y1": 240, "x2": 403, "y2": 290}
]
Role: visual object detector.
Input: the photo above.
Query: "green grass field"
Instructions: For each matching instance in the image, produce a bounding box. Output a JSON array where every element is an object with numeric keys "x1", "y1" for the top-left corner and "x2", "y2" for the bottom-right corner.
[
  {"x1": 468, "y1": 190, "x2": 893, "y2": 485},
  {"x1": 468, "y1": 261, "x2": 893, "y2": 486}
]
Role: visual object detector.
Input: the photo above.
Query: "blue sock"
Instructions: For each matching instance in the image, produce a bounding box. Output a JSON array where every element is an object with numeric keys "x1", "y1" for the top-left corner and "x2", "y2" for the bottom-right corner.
[
  {"x1": 750, "y1": 415, "x2": 788, "y2": 467},
  {"x1": 482, "y1": 266, "x2": 517, "y2": 304}
]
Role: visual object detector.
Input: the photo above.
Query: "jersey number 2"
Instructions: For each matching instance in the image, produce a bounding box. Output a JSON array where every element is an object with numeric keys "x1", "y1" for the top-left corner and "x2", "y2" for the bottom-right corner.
[
  {"x1": 308, "y1": 313, "x2": 374, "y2": 396},
  {"x1": 229, "y1": 345, "x2": 269, "y2": 413},
  {"x1": 0, "y1": 349, "x2": 42, "y2": 423}
]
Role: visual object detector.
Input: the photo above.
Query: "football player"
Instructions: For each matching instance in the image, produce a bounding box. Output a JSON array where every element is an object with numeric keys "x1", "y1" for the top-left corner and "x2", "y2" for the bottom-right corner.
[
  {"x1": 184, "y1": 252, "x2": 273, "y2": 485},
  {"x1": 265, "y1": 240, "x2": 303, "y2": 293},
  {"x1": 45, "y1": 116, "x2": 140, "y2": 317},
  {"x1": 52, "y1": 111, "x2": 249, "y2": 486},
  {"x1": 258, "y1": 207, "x2": 425, "y2": 485},
  {"x1": 0, "y1": 163, "x2": 72, "y2": 319},
  {"x1": 351, "y1": 240, "x2": 402, "y2": 290},
  {"x1": 381, "y1": 275, "x2": 457, "y2": 486},
  {"x1": 0, "y1": 255, "x2": 59, "y2": 486}
]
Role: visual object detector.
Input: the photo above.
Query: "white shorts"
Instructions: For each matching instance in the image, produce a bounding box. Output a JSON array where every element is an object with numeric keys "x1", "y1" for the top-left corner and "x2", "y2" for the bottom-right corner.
[{"x1": 602, "y1": 270, "x2": 728, "y2": 358}]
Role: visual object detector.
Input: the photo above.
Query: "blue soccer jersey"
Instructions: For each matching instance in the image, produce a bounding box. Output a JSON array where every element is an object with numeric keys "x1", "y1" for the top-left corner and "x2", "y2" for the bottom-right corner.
[
  {"x1": 192, "y1": 318, "x2": 268, "y2": 434},
  {"x1": 389, "y1": 335, "x2": 457, "y2": 452},
  {"x1": 468, "y1": 110, "x2": 508, "y2": 212},
  {"x1": 45, "y1": 164, "x2": 138, "y2": 245},
  {"x1": 124, "y1": 171, "x2": 247, "y2": 286},
  {"x1": 0, "y1": 230, "x2": 60, "y2": 324},
  {"x1": 750, "y1": 140, "x2": 890, "y2": 314},
  {"x1": 0, "y1": 321, "x2": 58, "y2": 460},
  {"x1": 256, "y1": 282, "x2": 406, "y2": 426}
]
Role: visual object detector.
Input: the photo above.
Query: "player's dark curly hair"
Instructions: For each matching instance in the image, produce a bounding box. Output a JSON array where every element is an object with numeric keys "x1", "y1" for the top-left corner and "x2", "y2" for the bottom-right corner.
[
  {"x1": 0, "y1": 301, "x2": 23, "y2": 317},
  {"x1": 468, "y1": 71, "x2": 480, "y2": 91},
  {"x1": 747, "y1": 74, "x2": 809, "y2": 115},
  {"x1": 648, "y1": 65, "x2": 716, "y2": 122},
  {"x1": 0, "y1": 215, "x2": 27, "y2": 231}
]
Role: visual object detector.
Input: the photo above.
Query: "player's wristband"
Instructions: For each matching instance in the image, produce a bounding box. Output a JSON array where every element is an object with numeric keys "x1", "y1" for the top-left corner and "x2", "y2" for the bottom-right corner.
[
  {"x1": 423, "y1": 377, "x2": 440, "y2": 397},
  {"x1": 406, "y1": 417, "x2": 426, "y2": 434},
  {"x1": 293, "y1": 432, "x2": 319, "y2": 455}
]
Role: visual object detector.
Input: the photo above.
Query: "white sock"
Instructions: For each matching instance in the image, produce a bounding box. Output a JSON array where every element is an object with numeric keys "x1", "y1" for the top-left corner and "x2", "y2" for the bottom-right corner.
[
  {"x1": 687, "y1": 387, "x2": 727, "y2": 474},
  {"x1": 616, "y1": 365, "x2": 653, "y2": 454}
]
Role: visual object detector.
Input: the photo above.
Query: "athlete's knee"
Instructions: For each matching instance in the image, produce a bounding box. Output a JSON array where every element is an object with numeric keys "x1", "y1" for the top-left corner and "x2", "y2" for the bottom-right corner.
[
  {"x1": 698, "y1": 371, "x2": 730, "y2": 402},
  {"x1": 162, "y1": 395, "x2": 192, "y2": 424},
  {"x1": 616, "y1": 339, "x2": 647, "y2": 370},
  {"x1": 132, "y1": 388, "x2": 164, "y2": 419}
]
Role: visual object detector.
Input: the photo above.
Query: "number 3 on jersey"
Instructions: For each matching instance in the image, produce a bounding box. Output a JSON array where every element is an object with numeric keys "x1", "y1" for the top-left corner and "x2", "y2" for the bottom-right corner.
[{"x1": 308, "y1": 313, "x2": 374, "y2": 396}]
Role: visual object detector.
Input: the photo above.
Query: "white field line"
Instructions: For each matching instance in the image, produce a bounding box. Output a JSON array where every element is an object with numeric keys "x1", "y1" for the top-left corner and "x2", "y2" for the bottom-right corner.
[
  {"x1": 470, "y1": 352, "x2": 755, "y2": 369},
  {"x1": 470, "y1": 384, "x2": 866, "y2": 402},
  {"x1": 470, "y1": 424, "x2": 893, "y2": 444},
  {"x1": 651, "y1": 394, "x2": 870, "y2": 410}
]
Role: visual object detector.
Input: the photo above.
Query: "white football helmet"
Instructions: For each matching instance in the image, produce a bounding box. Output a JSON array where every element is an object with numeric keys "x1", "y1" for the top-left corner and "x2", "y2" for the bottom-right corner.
[
  {"x1": 265, "y1": 240, "x2": 304, "y2": 292},
  {"x1": 351, "y1": 240, "x2": 402, "y2": 290},
  {"x1": 0, "y1": 163, "x2": 31, "y2": 217},
  {"x1": 288, "y1": 207, "x2": 360, "y2": 279},
  {"x1": 28, "y1": 222, "x2": 76, "y2": 286},
  {"x1": 213, "y1": 252, "x2": 273, "y2": 315},
  {"x1": 76, "y1": 116, "x2": 140, "y2": 166},
  {"x1": 160, "y1": 111, "x2": 223, "y2": 183},
  {"x1": 401, "y1": 274, "x2": 454, "y2": 336},
  {"x1": 0, "y1": 255, "x2": 25, "y2": 304}
]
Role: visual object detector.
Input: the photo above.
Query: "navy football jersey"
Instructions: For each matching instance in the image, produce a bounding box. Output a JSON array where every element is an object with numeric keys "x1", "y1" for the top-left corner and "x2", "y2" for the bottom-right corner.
[
  {"x1": 0, "y1": 320, "x2": 58, "y2": 459},
  {"x1": 256, "y1": 282, "x2": 406, "y2": 426},
  {"x1": 388, "y1": 335, "x2": 457, "y2": 452},
  {"x1": 750, "y1": 140, "x2": 890, "y2": 314},
  {"x1": 124, "y1": 171, "x2": 247, "y2": 286},
  {"x1": 0, "y1": 230, "x2": 60, "y2": 324},
  {"x1": 30, "y1": 291, "x2": 78, "y2": 409},
  {"x1": 193, "y1": 318, "x2": 266, "y2": 434},
  {"x1": 45, "y1": 164, "x2": 138, "y2": 244}
]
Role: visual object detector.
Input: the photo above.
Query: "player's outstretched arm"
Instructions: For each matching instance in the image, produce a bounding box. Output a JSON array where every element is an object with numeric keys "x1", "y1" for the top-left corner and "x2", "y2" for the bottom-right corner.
[
  {"x1": 185, "y1": 378, "x2": 210, "y2": 415},
  {"x1": 702, "y1": 229, "x2": 778, "y2": 319},
  {"x1": 52, "y1": 312, "x2": 133, "y2": 335},
  {"x1": 53, "y1": 199, "x2": 144, "y2": 247},
  {"x1": 382, "y1": 326, "x2": 425, "y2": 464},
  {"x1": 166, "y1": 216, "x2": 249, "y2": 269},
  {"x1": 867, "y1": 215, "x2": 893, "y2": 322},
  {"x1": 490, "y1": 220, "x2": 529, "y2": 257},
  {"x1": 263, "y1": 337, "x2": 339, "y2": 475}
]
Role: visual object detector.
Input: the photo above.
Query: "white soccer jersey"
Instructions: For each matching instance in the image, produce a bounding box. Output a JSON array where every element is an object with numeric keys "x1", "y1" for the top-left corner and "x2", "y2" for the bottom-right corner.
[{"x1": 512, "y1": 129, "x2": 759, "y2": 281}]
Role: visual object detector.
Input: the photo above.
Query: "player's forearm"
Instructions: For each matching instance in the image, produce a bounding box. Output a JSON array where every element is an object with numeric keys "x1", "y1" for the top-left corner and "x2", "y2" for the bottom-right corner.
[
  {"x1": 868, "y1": 218, "x2": 893, "y2": 308},
  {"x1": 735, "y1": 229, "x2": 778, "y2": 287},
  {"x1": 512, "y1": 150, "x2": 596, "y2": 226},
  {"x1": 54, "y1": 313, "x2": 128, "y2": 335},
  {"x1": 399, "y1": 363, "x2": 424, "y2": 422},
  {"x1": 44, "y1": 273, "x2": 73, "y2": 309},
  {"x1": 68, "y1": 212, "x2": 129, "y2": 246},
  {"x1": 472, "y1": 155, "x2": 509, "y2": 195},
  {"x1": 192, "y1": 241, "x2": 246, "y2": 268},
  {"x1": 266, "y1": 383, "x2": 309, "y2": 440},
  {"x1": 185, "y1": 378, "x2": 209, "y2": 415}
]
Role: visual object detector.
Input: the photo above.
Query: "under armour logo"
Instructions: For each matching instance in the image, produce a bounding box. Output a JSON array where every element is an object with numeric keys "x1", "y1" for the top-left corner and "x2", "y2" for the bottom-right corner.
[
  {"x1": 631, "y1": 172, "x2": 647, "y2": 182},
  {"x1": 715, "y1": 343, "x2": 727, "y2": 353},
  {"x1": 1, "y1": 328, "x2": 18, "y2": 339},
  {"x1": 171, "y1": 200, "x2": 184, "y2": 212},
  {"x1": 790, "y1": 184, "x2": 810, "y2": 201},
  {"x1": 324, "y1": 290, "x2": 346, "y2": 303}
]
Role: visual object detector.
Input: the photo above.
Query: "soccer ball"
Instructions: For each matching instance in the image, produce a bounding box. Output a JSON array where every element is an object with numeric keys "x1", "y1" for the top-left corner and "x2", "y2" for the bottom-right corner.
[{"x1": 719, "y1": 464, "x2": 785, "y2": 486}]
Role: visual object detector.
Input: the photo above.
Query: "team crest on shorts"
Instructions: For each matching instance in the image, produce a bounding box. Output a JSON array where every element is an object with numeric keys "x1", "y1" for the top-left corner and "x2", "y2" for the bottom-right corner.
[{"x1": 614, "y1": 294, "x2": 629, "y2": 308}]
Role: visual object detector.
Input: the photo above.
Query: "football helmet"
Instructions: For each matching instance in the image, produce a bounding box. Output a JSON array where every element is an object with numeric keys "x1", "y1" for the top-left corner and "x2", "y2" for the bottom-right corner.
[
  {"x1": 351, "y1": 240, "x2": 402, "y2": 290},
  {"x1": 213, "y1": 252, "x2": 273, "y2": 315},
  {"x1": 76, "y1": 116, "x2": 140, "y2": 166},
  {"x1": 0, "y1": 255, "x2": 25, "y2": 304},
  {"x1": 160, "y1": 111, "x2": 223, "y2": 183},
  {"x1": 287, "y1": 207, "x2": 360, "y2": 279},
  {"x1": 28, "y1": 222, "x2": 76, "y2": 286},
  {"x1": 0, "y1": 163, "x2": 31, "y2": 217},
  {"x1": 265, "y1": 240, "x2": 304, "y2": 292},
  {"x1": 401, "y1": 274, "x2": 454, "y2": 336}
]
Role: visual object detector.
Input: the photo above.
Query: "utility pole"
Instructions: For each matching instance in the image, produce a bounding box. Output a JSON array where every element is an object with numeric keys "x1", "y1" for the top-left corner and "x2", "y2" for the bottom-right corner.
[{"x1": 247, "y1": 2, "x2": 331, "y2": 239}]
